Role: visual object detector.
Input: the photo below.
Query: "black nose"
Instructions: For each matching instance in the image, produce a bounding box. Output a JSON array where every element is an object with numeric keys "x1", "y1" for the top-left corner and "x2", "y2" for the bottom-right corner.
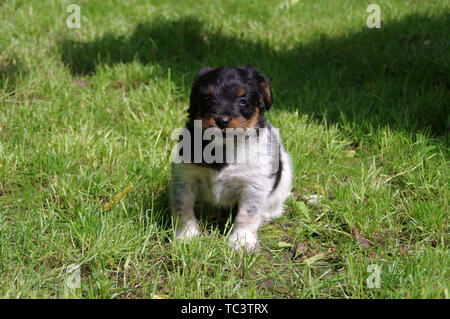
[{"x1": 214, "y1": 116, "x2": 231, "y2": 129}]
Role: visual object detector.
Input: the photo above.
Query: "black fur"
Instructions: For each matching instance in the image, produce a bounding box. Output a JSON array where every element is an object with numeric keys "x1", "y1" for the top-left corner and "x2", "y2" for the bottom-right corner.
[
  {"x1": 184, "y1": 65, "x2": 273, "y2": 170},
  {"x1": 188, "y1": 65, "x2": 272, "y2": 128}
]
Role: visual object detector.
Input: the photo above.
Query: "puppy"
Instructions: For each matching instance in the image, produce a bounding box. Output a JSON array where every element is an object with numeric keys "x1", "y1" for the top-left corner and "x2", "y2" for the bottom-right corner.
[{"x1": 171, "y1": 65, "x2": 293, "y2": 252}]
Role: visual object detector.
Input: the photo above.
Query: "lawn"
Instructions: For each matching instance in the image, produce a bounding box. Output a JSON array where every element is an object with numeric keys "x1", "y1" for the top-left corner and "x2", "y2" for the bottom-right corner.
[{"x1": 0, "y1": 0, "x2": 448, "y2": 298}]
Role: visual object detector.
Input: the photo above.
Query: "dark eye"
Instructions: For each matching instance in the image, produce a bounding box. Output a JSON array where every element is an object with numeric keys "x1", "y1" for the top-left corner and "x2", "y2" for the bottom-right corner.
[{"x1": 239, "y1": 98, "x2": 248, "y2": 106}]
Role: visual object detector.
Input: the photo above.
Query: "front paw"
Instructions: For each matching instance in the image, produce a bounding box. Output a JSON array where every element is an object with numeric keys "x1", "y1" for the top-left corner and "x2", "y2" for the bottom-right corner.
[
  {"x1": 176, "y1": 222, "x2": 201, "y2": 240},
  {"x1": 228, "y1": 229, "x2": 259, "y2": 253}
]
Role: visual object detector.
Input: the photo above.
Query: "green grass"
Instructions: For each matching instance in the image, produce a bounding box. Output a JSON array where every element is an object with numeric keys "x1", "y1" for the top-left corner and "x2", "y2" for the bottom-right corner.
[{"x1": 0, "y1": 0, "x2": 448, "y2": 298}]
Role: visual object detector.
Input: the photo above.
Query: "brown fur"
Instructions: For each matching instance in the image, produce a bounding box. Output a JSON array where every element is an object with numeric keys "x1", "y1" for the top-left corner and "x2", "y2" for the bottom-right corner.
[
  {"x1": 228, "y1": 107, "x2": 259, "y2": 130},
  {"x1": 202, "y1": 116, "x2": 216, "y2": 130},
  {"x1": 260, "y1": 82, "x2": 272, "y2": 106},
  {"x1": 200, "y1": 108, "x2": 259, "y2": 131}
]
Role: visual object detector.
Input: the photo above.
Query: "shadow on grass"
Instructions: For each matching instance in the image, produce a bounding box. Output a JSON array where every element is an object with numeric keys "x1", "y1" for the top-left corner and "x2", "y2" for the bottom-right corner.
[
  {"x1": 59, "y1": 13, "x2": 449, "y2": 137},
  {"x1": 0, "y1": 55, "x2": 26, "y2": 92},
  {"x1": 137, "y1": 184, "x2": 237, "y2": 235}
]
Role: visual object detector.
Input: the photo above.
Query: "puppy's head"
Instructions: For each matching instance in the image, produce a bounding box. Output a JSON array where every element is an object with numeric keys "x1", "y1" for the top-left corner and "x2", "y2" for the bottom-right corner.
[{"x1": 188, "y1": 65, "x2": 272, "y2": 131}]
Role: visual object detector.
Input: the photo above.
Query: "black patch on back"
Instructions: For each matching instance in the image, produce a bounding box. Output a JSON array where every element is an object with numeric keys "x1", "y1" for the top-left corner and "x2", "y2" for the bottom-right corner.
[{"x1": 271, "y1": 155, "x2": 283, "y2": 193}]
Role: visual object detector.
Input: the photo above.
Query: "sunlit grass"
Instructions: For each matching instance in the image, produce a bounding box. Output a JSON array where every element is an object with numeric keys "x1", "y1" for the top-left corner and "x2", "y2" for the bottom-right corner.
[{"x1": 0, "y1": 0, "x2": 448, "y2": 298}]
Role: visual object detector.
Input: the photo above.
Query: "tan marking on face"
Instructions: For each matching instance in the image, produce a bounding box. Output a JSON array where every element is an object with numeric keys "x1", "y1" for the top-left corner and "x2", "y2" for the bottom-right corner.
[
  {"x1": 246, "y1": 107, "x2": 259, "y2": 129},
  {"x1": 228, "y1": 116, "x2": 248, "y2": 130},
  {"x1": 237, "y1": 88, "x2": 245, "y2": 96},
  {"x1": 227, "y1": 107, "x2": 259, "y2": 130},
  {"x1": 201, "y1": 116, "x2": 216, "y2": 130},
  {"x1": 207, "y1": 86, "x2": 215, "y2": 95}
]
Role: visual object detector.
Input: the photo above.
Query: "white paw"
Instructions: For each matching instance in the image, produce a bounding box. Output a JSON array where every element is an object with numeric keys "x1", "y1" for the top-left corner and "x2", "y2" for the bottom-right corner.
[
  {"x1": 228, "y1": 229, "x2": 258, "y2": 253},
  {"x1": 175, "y1": 222, "x2": 201, "y2": 240}
]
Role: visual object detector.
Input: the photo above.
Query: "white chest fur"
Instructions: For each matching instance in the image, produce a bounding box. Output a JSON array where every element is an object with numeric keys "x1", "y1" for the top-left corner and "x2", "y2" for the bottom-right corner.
[{"x1": 185, "y1": 163, "x2": 256, "y2": 208}]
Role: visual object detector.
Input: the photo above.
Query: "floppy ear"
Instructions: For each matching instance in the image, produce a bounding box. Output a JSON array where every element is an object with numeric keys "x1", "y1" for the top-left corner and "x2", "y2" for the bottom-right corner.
[
  {"x1": 243, "y1": 65, "x2": 273, "y2": 111},
  {"x1": 259, "y1": 81, "x2": 272, "y2": 110}
]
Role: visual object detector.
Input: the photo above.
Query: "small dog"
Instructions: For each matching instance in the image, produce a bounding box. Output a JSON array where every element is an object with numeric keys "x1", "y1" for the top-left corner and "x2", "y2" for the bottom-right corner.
[{"x1": 171, "y1": 65, "x2": 293, "y2": 252}]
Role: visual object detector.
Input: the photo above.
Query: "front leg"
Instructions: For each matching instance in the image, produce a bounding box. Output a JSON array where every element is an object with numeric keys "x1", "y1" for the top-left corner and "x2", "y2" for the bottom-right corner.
[
  {"x1": 171, "y1": 181, "x2": 200, "y2": 240},
  {"x1": 229, "y1": 199, "x2": 264, "y2": 252}
]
